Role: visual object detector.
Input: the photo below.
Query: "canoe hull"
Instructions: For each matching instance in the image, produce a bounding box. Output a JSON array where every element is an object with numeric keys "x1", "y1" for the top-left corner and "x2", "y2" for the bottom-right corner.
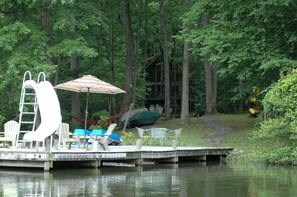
[{"x1": 128, "y1": 111, "x2": 161, "y2": 128}]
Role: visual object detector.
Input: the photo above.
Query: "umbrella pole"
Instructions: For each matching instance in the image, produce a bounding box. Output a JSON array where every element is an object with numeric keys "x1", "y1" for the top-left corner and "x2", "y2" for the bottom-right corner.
[{"x1": 84, "y1": 88, "x2": 90, "y2": 148}]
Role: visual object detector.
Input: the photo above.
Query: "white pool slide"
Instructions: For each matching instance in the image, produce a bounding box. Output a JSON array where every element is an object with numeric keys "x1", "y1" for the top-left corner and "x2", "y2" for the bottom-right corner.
[{"x1": 23, "y1": 81, "x2": 62, "y2": 143}]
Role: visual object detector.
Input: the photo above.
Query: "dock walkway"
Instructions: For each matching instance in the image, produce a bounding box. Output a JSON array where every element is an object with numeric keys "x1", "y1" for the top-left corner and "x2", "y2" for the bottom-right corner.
[{"x1": 0, "y1": 145, "x2": 233, "y2": 171}]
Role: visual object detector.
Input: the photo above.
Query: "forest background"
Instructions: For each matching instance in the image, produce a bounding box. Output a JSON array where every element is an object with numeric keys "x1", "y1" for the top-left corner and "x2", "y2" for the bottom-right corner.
[{"x1": 1, "y1": 0, "x2": 297, "y2": 162}]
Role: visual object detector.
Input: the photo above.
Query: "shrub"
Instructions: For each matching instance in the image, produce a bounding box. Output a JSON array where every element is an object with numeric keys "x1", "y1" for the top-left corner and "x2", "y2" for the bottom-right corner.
[{"x1": 252, "y1": 69, "x2": 297, "y2": 164}]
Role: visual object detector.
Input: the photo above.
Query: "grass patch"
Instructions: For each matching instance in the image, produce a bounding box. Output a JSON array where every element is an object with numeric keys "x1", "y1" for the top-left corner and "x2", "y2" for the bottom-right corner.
[
  {"x1": 205, "y1": 113, "x2": 259, "y2": 130},
  {"x1": 121, "y1": 113, "x2": 296, "y2": 164},
  {"x1": 122, "y1": 113, "x2": 258, "y2": 148},
  {"x1": 123, "y1": 117, "x2": 213, "y2": 146},
  {"x1": 208, "y1": 113, "x2": 264, "y2": 161}
]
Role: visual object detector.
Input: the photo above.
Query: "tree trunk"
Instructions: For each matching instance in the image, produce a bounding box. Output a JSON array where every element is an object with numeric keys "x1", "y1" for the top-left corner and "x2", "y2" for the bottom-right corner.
[
  {"x1": 108, "y1": 0, "x2": 116, "y2": 116},
  {"x1": 70, "y1": 15, "x2": 81, "y2": 120},
  {"x1": 132, "y1": 0, "x2": 143, "y2": 106},
  {"x1": 238, "y1": 79, "x2": 244, "y2": 113},
  {"x1": 181, "y1": 0, "x2": 190, "y2": 124},
  {"x1": 41, "y1": 0, "x2": 55, "y2": 79},
  {"x1": 181, "y1": 42, "x2": 190, "y2": 124},
  {"x1": 159, "y1": 0, "x2": 171, "y2": 120},
  {"x1": 204, "y1": 60, "x2": 217, "y2": 114},
  {"x1": 41, "y1": 0, "x2": 52, "y2": 37},
  {"x1": 120, "y1": 0, "x2": 134, "y2": 113},
  {"x1": 202, "y1": 16, "x2": 217, "y2": 114}
]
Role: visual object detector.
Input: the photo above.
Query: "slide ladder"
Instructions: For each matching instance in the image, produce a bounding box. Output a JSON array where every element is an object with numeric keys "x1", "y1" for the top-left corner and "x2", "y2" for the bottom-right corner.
[{"x1": 16, "y1": 71, "x2": 46, "y2": 148}]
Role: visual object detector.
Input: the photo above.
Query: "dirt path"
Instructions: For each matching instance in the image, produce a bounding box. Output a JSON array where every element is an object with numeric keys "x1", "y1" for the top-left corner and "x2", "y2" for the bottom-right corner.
[{"x1": 199, "y1": 116, "x2": 234, "y2": 147}]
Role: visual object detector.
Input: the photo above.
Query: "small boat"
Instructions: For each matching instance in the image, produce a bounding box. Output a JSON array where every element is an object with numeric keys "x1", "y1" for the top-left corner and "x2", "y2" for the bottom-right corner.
[{"x1": 127, "y1": 111, "x2": 161, "y2": 128}]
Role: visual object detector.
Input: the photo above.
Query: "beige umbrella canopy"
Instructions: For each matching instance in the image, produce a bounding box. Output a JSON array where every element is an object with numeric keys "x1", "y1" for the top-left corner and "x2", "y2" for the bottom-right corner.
[
  {"x1": 55, "y1": 75, "x2": 126, "y2": 146},
  {"x1": 55, "y1": 75, "x2": 126, "y2": 94}
]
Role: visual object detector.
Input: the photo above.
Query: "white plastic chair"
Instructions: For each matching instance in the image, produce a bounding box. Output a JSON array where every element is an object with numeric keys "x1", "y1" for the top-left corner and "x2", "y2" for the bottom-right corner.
[
  {"x1": 59, "y1": 123, "x2": 80, "y2": 149},
  {"x1": 167, "y1": 128, "x2": 183, "y2": 146},
  {"x1": 149, "y1": 128, "x2": 167, "y2": 146},
  {"x1": 136, "y1": 127, "x2": 151, "y2": 139},
  {"x1": 0, "y1": 120, "x2": 19, "y2": 148}
]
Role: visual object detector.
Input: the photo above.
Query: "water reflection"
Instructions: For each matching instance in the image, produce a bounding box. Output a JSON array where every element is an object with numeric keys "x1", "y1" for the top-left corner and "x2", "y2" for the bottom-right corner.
[{"x1": 0, "y1": 162, "x2": 296, "y2": 196}]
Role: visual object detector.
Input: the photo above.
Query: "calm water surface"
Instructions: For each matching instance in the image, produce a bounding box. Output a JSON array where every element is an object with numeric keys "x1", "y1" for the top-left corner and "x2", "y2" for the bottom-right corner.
[{"x1": 0, "y1": 162, "x2": 296, "y2": 197}]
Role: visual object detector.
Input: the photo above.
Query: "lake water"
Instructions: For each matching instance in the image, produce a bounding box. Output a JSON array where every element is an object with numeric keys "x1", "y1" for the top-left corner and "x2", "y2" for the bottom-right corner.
[{"x1": 0, "y1": 162, "x2": 296, "y2": 197}]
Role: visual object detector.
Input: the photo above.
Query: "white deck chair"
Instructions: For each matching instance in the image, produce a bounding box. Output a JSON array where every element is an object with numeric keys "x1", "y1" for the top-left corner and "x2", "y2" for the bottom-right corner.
[
  {"x1": 136, "y1": 127, "x2": 151, "y2": 146},
  {"x1": 59, "y1": 123, "x2": 80, "y2": 149},
  {"x1": 149, "y1": 128, "x2": 167, "y2": 146},
  {"x1": 136, "y1": 127, "x2": 147, "y2": 139},
  {"x1": 167, "y1": 128, "x2": 183, "y2": 146},
  {"x1": 87, "y1": 123, "x2": 117, "y2": 151},
  {"x1": 0, "y1": 120, "x2": 19, "y2": 148}
]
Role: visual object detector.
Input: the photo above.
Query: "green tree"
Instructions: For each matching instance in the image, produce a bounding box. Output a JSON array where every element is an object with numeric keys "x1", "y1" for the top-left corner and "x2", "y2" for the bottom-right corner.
[
  {"x1": 181, "y1": 0, "x2": 297, "y2": 113},
  {"x1": 159, "y1": 0, "x2": 171, "y2": 120},
  {"x1": 252, "y1": 69, "x2": 297, "y2": 164},
  {"x1": 120, "y1": 0, "x2": 134, "y2": 113},
  {"x1": 181, "y1": 0, "x2": 190, "y2": 125},
  {"x1": 0, "y1": 1, "x2": 55, "y2": 121}
]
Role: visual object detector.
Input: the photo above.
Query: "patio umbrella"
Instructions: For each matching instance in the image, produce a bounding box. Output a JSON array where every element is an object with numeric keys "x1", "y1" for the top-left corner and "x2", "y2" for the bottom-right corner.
[{"x1": 55, "y1": 75, "x2": 126, "y2": 147}]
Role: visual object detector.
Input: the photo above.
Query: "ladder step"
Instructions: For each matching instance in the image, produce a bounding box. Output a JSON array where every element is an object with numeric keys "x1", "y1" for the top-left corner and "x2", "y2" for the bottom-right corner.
[
  {"x1": 24, "y1": 93, "x2": 36, "y2": 96},
  {"x1": 20, "y1": 121, "x2": 35, "y2": 124},
  {"x1": 23, "y1": 86, "x2": 35, "y2": 89},
  {"x1": 22, "y1": 112, "x2": 36, "y2": 115},
  {"x1": 17, "y1": 78, "x2": 39, "y2": 146},
  {"x1": 19, "y1": 130, "x2": 31, "y2": 133},
  {"x1": 23, "y1": 103, "x2": 37, "y2": 105}
]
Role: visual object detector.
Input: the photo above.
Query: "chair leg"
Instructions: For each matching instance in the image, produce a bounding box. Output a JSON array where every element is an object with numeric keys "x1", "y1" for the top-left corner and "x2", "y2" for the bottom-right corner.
[{"x1": 99, "y1": 142, "x2": 109, "y2": 151}]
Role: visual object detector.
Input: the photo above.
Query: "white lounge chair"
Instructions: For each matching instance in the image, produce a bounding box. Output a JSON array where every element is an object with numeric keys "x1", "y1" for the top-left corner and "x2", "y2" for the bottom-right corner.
[
  {"x1": 87, "y1": 123, "x2": 117, "y2": 151},
  {"x1": 0, "y1": 120, "x2": 19, "y2": 148}
]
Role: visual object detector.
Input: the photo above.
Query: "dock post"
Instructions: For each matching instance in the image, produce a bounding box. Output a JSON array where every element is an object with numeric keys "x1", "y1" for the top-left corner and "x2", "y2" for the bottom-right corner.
[
  {"x1": 172, "y1": 140, "x2": 177, "y2": 149},
  {"x1": 135, "y1": 158, "x2": 143, "y2": 165},
  {"x1": 136, "y1": 139, "x2": 142, "y2": 150},
  {"x1": 44, "y1": 152, "x2": 54, "y2": 171},
  {"x1": 91, "y1": 160, "x2": 101, "y2": 168},
  {"x1": 43, "y1": 161, "x2": 52, "y2": 171}
]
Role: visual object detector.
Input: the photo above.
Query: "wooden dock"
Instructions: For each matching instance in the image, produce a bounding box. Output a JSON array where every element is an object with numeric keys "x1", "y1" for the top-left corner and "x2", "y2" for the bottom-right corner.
[{"x1": 0, "y1": 145, "x2": 233, "y2": 170}]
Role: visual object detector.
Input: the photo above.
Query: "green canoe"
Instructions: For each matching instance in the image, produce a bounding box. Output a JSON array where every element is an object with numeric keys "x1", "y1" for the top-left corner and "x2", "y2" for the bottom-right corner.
[{"x1": 128, "y1": 111, "x2": 161, "y2": 128}]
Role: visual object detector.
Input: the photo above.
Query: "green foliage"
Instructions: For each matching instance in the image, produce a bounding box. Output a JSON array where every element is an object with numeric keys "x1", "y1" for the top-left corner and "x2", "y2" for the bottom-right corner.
[
  {"x1": 180, "y1": 0, "x2": 297, "y2": 112},
  {"x1": 251, "y1": 118, "x2": 293, "y2": 141},
  {"x1": 0, "y1": 21, "x2": 31, "y2": 51},
  {"x1": 189, "y1": 56, "x2": 205, "y2": 115},
  {"x1": 89, "y1": 110, "x2": 110, "y2": 130},
  {"x1": 0, "y1": 0, "x2": 296, "y2": 138},
  {"x1": 48, "y1": 38, "x2": 98, "y2": 57},
  {"x1": 0, "y1": 115, "x2": 6, "y2": 128},
  {"x1": 264, "y1": 146, "x2": 297, "y2": 165},
  {"x1": 141, "y1": 136, "x2": 150, "y2": 145},
  {"x1": 263, "y1": 69, "x2": 297, "y2": 120},
  {"x1": 249, "y1": 69, "x2": 297, "y2": 164},
  {"x1": 121, "y1": 131, "x2": 135, "y2": 145},
  {"x1": 260, "y1": 59, "x2": 297, "y2": 85}
]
